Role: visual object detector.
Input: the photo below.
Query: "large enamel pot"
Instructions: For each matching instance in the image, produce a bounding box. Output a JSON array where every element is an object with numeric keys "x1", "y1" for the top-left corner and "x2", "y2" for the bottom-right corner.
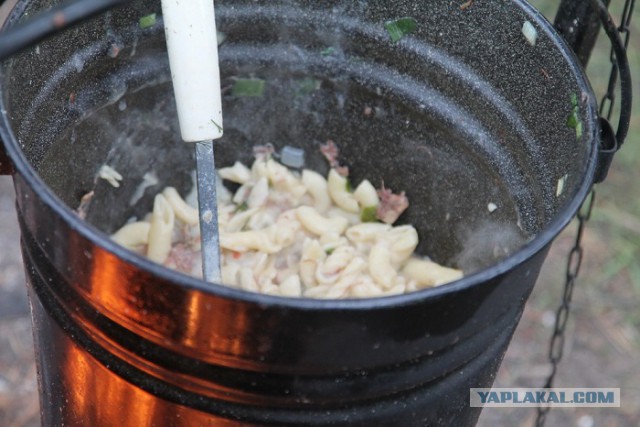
[{"x1": 0, "y1": 0, "x2": 603, "y2": 425}]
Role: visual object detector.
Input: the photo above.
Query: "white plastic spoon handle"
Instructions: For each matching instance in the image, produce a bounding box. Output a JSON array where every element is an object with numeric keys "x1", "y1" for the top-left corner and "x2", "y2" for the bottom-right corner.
[{"x1": 161, "y1": 0, "x2": 223, "y2": 142}]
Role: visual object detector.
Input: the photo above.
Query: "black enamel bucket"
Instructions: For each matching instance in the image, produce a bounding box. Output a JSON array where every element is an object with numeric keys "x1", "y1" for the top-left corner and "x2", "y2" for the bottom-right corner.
[{"x1": 0, "y1": 0, "x2": 607, "y2": 425}]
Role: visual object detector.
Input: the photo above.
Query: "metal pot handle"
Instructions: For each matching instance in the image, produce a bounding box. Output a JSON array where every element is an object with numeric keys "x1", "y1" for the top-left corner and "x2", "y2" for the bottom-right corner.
[
  {"x1": 555, "y1": 0, "x2": 633, "y2": 184},
  {"x1": 594, "y1": 0, "x2": 633, "y2": 147},
  {"x1": 592, "y1": 0, "x2": 633, "y2": 183}
]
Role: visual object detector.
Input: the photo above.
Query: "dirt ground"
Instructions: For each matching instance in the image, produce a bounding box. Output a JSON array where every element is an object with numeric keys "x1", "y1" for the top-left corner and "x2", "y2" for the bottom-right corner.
[{"x1": 0, "y1": 1, "x2": 638, "y2": 427}]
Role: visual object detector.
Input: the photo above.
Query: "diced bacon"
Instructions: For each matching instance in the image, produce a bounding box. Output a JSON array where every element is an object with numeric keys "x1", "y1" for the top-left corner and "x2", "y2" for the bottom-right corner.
[
  {"x1": 164, "y1": 243, "x2": 196, "y2": 274},
  {"x1": 320, "y1": 140, "x2": 349, "y2": 176},
  {"x1": 376, "y1": 185, "x2": 409, "y2": 224},
  {"x1": 253, "y1": 143, "x2": 275, "y2": 159}
]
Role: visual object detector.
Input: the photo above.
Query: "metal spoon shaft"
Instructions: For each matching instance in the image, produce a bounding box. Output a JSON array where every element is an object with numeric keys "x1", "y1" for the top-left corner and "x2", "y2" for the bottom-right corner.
[{"x1": 195, "y1": 140, "x2": 222, "y2": 283}]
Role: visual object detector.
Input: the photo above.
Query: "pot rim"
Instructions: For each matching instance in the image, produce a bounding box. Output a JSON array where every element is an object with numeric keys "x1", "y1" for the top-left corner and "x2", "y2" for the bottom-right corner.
[{"x1": 0, "y1": 0, "x2": 599, "y2": 310}]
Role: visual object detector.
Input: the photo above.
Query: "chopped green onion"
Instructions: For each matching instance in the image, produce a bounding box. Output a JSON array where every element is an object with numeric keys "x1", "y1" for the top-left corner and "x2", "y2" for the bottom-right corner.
[
  {"x1": 235, "y1": 201, "x2": 248, "y2": 213},
  {"x1": 296, "y1": 78, "x2": 321, "y2": 96},
  {"x1": 575, "y1": 121, "x2": 583, "y2": 139},
  {"x1": 360, "y1": 206, "x2": 378, "y2": 223},
  {"x1": 345, "y1": 178, "x2": 353, "y2": 193},
  {"x1": 232, "y1": 78, "x2": 265, "y2": 97},
  {"x1": 384, "y1": 17, "x2": 417, "y2": 43},
  {"x1": 325, "y1": 247, "x2": 335, "y2": 255},
  {"x1": 570, "y1": 93, "x2": 578, "y2": 107},
  {"x1": 566, "y1": 93, "x2": 583, "y2": 139},
  {"x1": 139, "y1": 13, "x2": 157, "y2": 29},
  {"x1": 321, "y1": 47, "x2": 336, "y2": 56}
]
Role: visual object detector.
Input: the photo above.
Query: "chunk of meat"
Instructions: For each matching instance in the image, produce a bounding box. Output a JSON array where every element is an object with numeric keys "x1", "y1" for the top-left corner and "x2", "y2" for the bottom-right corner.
[
  {"x1": 76, "y1": 191, "x2": 94, "y2": 220},
  {"x1": 320, "y1": 140, "x2": 349, "y2": 176},
  {"x1": 376, "y1": 185, "x2": 409, "y2": 224},
  {"x1": 253, "y1": 143, "x2": 275, "y2": 160},
  {"x1": 164, "y1": 243, "x2": 196, "y2": 274}
]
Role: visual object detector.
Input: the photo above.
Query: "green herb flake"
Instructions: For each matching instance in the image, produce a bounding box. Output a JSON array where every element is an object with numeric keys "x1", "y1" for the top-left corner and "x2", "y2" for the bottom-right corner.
[
  {"x1": 296, "y1": 78, "x2": 321, "y2": 96},
  {"x1": 321, "y1": 46, "x2": 336, "y2": 56},
  {"x1": 360, "y1": 206, "x2": 378, "y2": 223},
  {"x1": 575, "y1": 121, "x2": 583, "y2": 139},
  {"x1": 566, "y1": 93, "x2": 583, "y2": 139},
  {"x1": 139, "y1": 13, "x2": 157, "y2": 29},
  {"x1": 384, "y1": 17, "x2": 417, "y2": 43},
  {"x1": 325, "y1": 247, "x2": 336, "y2": 255},
  {"x1": 235, "y1": 201, "x2": 248, "y2": 213},
  {"x1": 232, "y1": 78, "x2": 265, "y2": 97},
  {"x1": 345, "y1": 178, "x2": 354, "y2": 193}
]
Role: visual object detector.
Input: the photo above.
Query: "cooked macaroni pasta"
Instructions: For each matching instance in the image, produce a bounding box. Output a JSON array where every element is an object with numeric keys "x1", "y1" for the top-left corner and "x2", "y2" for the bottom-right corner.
[{"x1": 110, "y1": 153, "x2": 463, "y2": 298}]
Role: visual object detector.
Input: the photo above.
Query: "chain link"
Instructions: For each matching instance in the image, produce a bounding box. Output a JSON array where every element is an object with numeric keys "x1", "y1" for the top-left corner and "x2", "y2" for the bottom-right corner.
[{"x1": 535, "y1": 0, "x2": 634, "y2": 425}]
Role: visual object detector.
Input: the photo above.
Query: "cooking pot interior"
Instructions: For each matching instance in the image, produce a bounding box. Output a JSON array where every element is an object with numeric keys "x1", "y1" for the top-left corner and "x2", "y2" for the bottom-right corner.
[{"x1": 1, "y1": 0, "x2": 595, "y2": 275}]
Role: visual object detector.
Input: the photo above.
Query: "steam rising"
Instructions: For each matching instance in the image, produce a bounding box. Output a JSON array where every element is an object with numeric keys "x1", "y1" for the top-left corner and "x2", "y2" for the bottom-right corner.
[{"x1": 455, "y1": 221, "x2": 528, "y2": 274}]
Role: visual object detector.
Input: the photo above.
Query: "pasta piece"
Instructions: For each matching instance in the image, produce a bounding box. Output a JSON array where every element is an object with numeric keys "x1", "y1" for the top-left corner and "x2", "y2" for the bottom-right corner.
[
  {"x1": 299, "y1": 238, "x2": 326, "y2": 288},
  {"x1": 251, "y1": 158, "x2": 269, "y2": 180},
  {"x1": 162, "y1": 187, "x2": 199, "y2": 226},
  {"x1": 386, "y1": 225, "x2": 419, "y2": 266},
  {"x1": 232, "y1": 183, "x2": 252, "y2": 205},
  {"x1": 239, "y1": 267, "x2": 259, "y2": 292},
  {"x1": 246, "y1": 209, "x2": 276, "y2": 231},
  {"x1": 220, "y1": 225, "x2": 281, "y2": 254},
  {"x1": 341, "y1": 256, "x2": 367, "y2": 276},
  {"x1": 302, "y1": 169, "x2": 331, "y2": 212},
  {"x1": 147, "y1": 194, "x2": 175, "y2": 263},
  {"x1": 319, "y1": 231, "x2": 348, "y2": 254},
  {"x1": 274, "y1": 210, "x2": 302, "y2": 248},
  {"x1": 353, "y1": 179, "x2": 379, "y2": 208},
  {"x1": 327, "y1": 169, "x2": 359, "y2": 213},
  {"x1": 346, "y1": 222, "x2": 392, "y2": 243},
  {"x1": 218, "y1": 161, "x2": 252, "y2": 184},
  {"x1": 217, "y1": 204, "x2": 236, "y2": 230},
  {"x1": 317, "y1": 246, "x2": 355, "y2": 285},
  {"x1": 326, "y1": 207, "x2": 361, "y2": 225},
  {"x1": 263, "y1": 284, "x2": 281, "y2": 295},
  {"x1": 265, "y1": 160, "x2": 307, "y2": 201},
  {"x1": 380, "y1": 283, "x2": 406, "y2": 296},
  {"x1": 254, "y1": 253, "x2": 277, "y2": 289},
  {"x1": 402, "y1": 258, "x2": 463, "y2": 288},
  {"x1": 351, "y1": 278, "x2": 383, "y2": 298},
  {"x1": 325, "y1": 275, "x2": 355, "y2": 299},
  {"x1": 111, "y1": 221, "x2": 150, "y2": 249},
  {"x1": 225, "y1": 207, "x2": 259, "y2": 233},
  {"x1": 221, "y1": 263, "x2": 240, "y2": 287},
  {"x1": 303, "y1": 284, "x2": 331, "y2": 298},
  {"x1": 247, "y1": 177, "x2": 269, "y2": 208},
  {"x1": 216, "y1": 173, "x2": 232, "y2": 204},
  {"x1": 265, "y1": 158, "x2": 290, "y2": 185},
  {"x1": 296, "y1": 206, "x2": 349, "y2": 237},
  {"x1": 368, "y1": 243, "x2": 396, "y2": 289},
  {"x1": 279, "y1": 274, "x2": 302, "y2": 297},
  {"x1": 98, "y1": 164, "x2": 123, "y2": 188}
]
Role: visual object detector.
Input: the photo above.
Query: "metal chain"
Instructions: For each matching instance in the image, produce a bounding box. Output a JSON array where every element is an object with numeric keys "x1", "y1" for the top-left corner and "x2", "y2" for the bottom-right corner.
[
  {"x1": 535, "y1": 189, "x2": 595, "y2": 427},
  {"x1": 600, "y1": 0, "x2": 635, "y2": 121},
  {"x1": 535, "y1": 0, "x2": 634, "y2": 425}
]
